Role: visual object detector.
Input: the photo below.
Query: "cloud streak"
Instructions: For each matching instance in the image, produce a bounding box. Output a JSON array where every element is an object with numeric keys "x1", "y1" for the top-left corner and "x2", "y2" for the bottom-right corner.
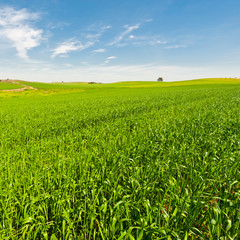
[
  {"x1": 92, "y1": 48, "x2": 106, "y2": 53},
  {"x1": 128, "y1": 35, "x2": 168, "y2": 46},
  {"x1": 51, "y1": 39, "x2": 94, "y2": 58},
  {"x1": 105, "y1": 56, "x2": 117, "y2": 63},
  {"x1": 108, "y1": 24, "x2": 140, "y2": 46},
  {"x1": 0, "y1": 7, "x2": 43, "y2": 59},
  {"x1": 108, "y1": 21, "x2": 167, "y2": 47},
  {"x1": 85, "y1": 25, "x2": 111, "y2": 39},
  {"x1": 165, "y1": 44, "x2": 186, "y2": 49},
  {"x1": 52, "y1": 24, "x2": 111, "y2": 58}
]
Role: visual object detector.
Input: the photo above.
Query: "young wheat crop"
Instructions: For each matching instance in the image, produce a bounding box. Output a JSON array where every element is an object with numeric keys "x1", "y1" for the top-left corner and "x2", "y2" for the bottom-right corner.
[{"x1": 0, "y1": 81, "x2": 239, "y2": 239}]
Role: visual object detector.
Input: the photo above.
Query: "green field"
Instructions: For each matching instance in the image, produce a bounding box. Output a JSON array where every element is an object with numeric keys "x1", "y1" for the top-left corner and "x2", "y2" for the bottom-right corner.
[
  {"x1": 0, "y1": 81, "x2": 24, "y2": 90},
  {"x1": 0, "y1": 79, "x2": 239, "y2": 239}
]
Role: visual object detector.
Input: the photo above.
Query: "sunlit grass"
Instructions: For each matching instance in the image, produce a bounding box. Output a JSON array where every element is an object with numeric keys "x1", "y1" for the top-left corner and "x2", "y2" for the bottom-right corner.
[{"x1": 0, "y1": 79, "x2": 239, "y2": 239}]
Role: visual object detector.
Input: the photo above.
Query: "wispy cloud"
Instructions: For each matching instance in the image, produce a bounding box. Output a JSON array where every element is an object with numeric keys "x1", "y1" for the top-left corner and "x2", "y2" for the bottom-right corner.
[
  {"x1": 108, "y1": 21, "x2": 167, "y2": 47},
  {"x1": 0, "y1": 7, "x2": 43, "y2": 59},
  {"x1": 105, "y1": 56, "x2": 117, "y2": 63},
  {"x1": 87, "y1": 24, "x2": 111, "y2": 32},
  {"x1": 51, "y1": 39, "x2": 94, "y2": 58},
  {"x1": 106, "y1": 56, "x2": 117, "y2": 60},
  {"x1": 52, "y1": 24, "x2": 111, "y2": 58},
  {"x1": 145, "y1": 19, "x2": 153, "y2": 23},
  {"x1": 165, "y1": 44, "x2": 187, "y2": 49},
  {"x1": 83, "y1": 24, "x2": 111, "y2": 41},
  {"x1": 128, "y1": 35, "x2": 168, "y2": 46},
  {"x1": 108, "y1": 24, "x2": 140, "y2": 46},
  {"x1": 92, "y1": 48, "x2": 106, "y2": 53}
]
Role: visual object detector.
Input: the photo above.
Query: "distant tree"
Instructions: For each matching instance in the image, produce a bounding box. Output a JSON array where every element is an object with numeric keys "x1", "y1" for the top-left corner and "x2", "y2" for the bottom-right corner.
[{"x1": 157, "y1": 77, "x2": 163, "y2": 82}]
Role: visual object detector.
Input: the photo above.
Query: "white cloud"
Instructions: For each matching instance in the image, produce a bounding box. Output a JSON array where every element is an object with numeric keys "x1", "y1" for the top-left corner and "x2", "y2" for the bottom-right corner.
[
  {"x1": 0, "y1": 7, "x2": 43, "y2": 59},
  {"x1": 52, "y1": 24, "x2": 111, "y2": 58},
  {"x1": 108, "y1": 22, "x2": 167, "y2": 47},
  {"x1": 108, "y1": 24, "x2": 140, "y2": 46},
  {"x1": 127, "y1": 35, "x2": 168, "y2": 46},
  {"x1": 84, "y1": 24, "x2": 111, "y2": 40},
  {"x1": 156, "y1": 40, "x2": 167, "y2": 44},
  {"x1": 105, "y1": 56, "x2": 117, "y2": 63},
  {"x1": 165, "y1": 44, "x2": 186, "y2": 49},
  {"x1": 51, "y1": 39, "x2": 94, "y2": 58},
  {"x1": 103, "y1": 25, "x2": 112, "y2": 30},
  {"x1": 145, "y1": 19, "x2": 153, "y2": 23},
  {"x1": 0, "y1": 7, "x2": 39, "y2": 25},
  {"x1": 106, "y1": 56, "x2": 117, "y2": 60},
  {"x1": 4, "y1": 26, "x2": 42, "y2": 59},
  {"x1": 92, "y1": 48, "x2": 106, "y2": 53}
]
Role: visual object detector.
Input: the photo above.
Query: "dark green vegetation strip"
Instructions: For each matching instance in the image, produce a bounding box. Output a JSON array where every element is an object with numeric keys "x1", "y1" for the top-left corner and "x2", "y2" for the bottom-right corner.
[{"x1": 0, "y1": 82, "x2": 239, "y2": 239}]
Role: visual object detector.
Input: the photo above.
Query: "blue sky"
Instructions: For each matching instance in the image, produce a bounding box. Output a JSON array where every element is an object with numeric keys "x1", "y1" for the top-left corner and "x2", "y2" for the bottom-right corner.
[{"x1": 0, "y1": 0, "x2": 240, "y2": 82}]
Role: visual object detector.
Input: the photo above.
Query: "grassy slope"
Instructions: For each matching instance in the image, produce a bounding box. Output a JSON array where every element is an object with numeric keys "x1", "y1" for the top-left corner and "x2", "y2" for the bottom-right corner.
[
  {"x1": 0, "y1": 82, "x2": 24, "y2": 90},
  {"x1": 0, "y1": 79, "x2": 239, "y2": 239}
]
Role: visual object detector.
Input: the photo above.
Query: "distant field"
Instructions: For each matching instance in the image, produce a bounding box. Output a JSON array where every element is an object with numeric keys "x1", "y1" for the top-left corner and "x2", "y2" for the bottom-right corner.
[
  {"x1": 1, "y1": 78, "x2": 239, "y2": 93},
  {"x1": 20, "y1": 81, "x2": 93, "y2": 90},
  {"x1": 0, "y1": 81, "x2": 24, "y2": 90},
  {"x1": 109, "y1": 78, "x2": 240, "y2": 88},
  {"x1": 0, "y1": 78, "x2": 239, "y2": 239}
]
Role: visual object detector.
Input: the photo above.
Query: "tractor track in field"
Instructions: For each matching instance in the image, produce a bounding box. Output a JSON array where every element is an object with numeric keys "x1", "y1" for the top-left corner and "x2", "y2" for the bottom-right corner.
[{"x1": 1, "y1": 80, "x2": 37, "y2": 92}]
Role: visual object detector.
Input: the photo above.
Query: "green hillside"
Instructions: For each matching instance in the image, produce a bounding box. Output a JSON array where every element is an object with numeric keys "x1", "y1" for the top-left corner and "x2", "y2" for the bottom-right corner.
[{"x1": 0, "y1": 81, "x2": 24, "y2": 90}]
